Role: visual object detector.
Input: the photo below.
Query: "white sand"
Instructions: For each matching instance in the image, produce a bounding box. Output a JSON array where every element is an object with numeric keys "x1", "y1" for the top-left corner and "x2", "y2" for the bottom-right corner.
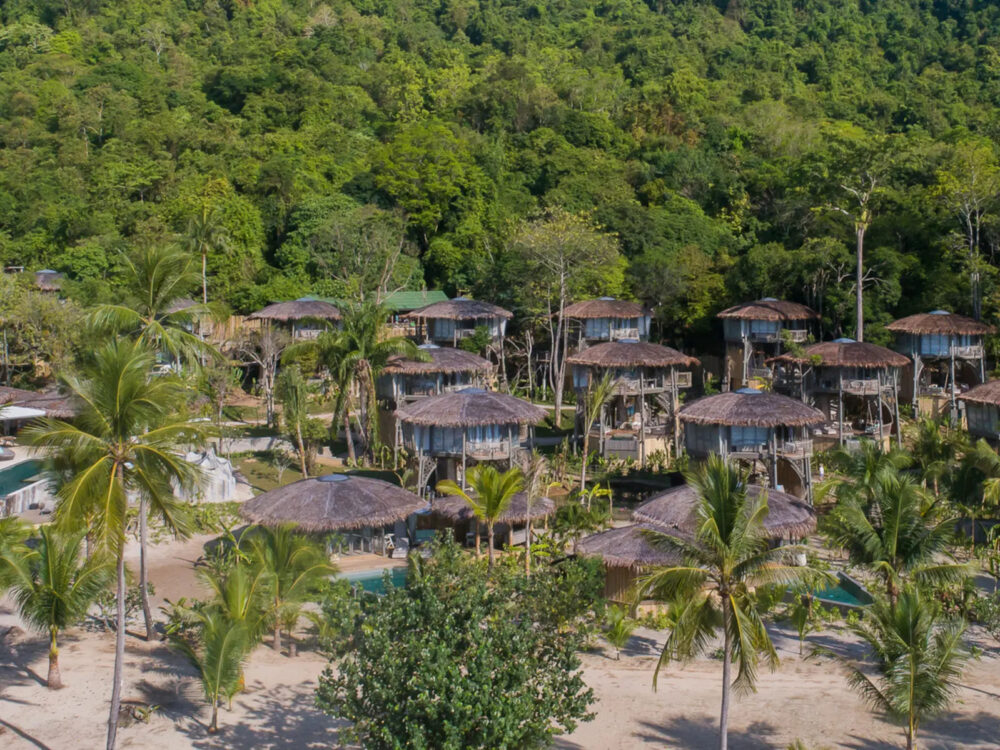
[{"x1": 2, "y1": 534, "x2": 999, "y2": 749}]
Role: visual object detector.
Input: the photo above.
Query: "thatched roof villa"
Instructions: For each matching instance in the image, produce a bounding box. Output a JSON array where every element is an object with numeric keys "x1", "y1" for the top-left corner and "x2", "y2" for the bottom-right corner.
[
  {"x1": 404, "y1": 297, "x2": 512, "y2": 346},
  {"x1": 563, "y1": 298, "x2": 652, "y2": 345},
  {"x1": 718, "y1": 298, "x2": 818, "y2": 389}
]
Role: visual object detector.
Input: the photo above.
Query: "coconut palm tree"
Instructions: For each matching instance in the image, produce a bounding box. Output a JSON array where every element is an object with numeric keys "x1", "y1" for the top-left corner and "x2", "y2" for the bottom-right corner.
[
  {"x1": 87, "y1": 244, "x2": 218, "y2": 368},
  {"x1": 578, "y1": 372, "x2": 616, "y2": 491},
  {"x1": 826, "y1": 438, "x2": 912, "y2": 507},
  {"x1": 197, "y1": 556, "x2": 271, "y2": 647},
  {"x1": 826, "y1": 470, "x2": 966, "y2": 603},
  {"x1": 946, "y1": 438, "x2": 1000, "y2": 552},
  {"x1": 839, "y1": 586, "x2": 969, "y2": 750},
  {"x1": 638, "y1": 455, "x2": 826, "y2": 750},
  {"x1": 909, "y1": 417, "x2": 958, "y2": 495},
  {"x1": 183, "y1": 203, "x2": 229, "y2": 306},
  {"x1": 172, "y1": 610, "x2": 250, "y2": 733},
  {"x1": 2, "y1": 527, "x2": 113, "y2": 689},
  {"x1": 244, "y1": 524, "x2": 336, "y2": 656},
  {"x1": 437, "y1": 465, "x2": 524, "y2": 570},
  {"x1": 0, "y1": 516, "x2": 27, "y2": 587},
  {"x1": 23, "y1": 339, "x2": 204, "y2": 750}
]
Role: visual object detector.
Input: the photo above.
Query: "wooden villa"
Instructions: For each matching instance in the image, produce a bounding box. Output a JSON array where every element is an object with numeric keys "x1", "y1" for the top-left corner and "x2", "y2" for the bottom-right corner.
[
  {"x1": 678, "y1": 388, "x2": 825, "y2": 501},
  {"x1": 769, "y1": 339, "x2": 909, "y2": 450},
  {"x1": 578, "y1": 482, "x2": 816, "y2": 602},
  {"x1": 381, "y1": 290, "x2": 449, "y2": 338},
  {"x1": 718, "y1": 298, "x2": 818, "y2": 390},
  {"x1": 404, "y1": 297, "x2": 512, "y2": 347},
  {"x1": 563, "y1": 298, "x2": 652, "y2": 348},
  {"x1": 394, "y1": 388, "x2": 546, "y2": 495},
  {"x1": 566, "y1": 340, "x2": 698, "y2": 464},
  {"x1": 958, "y1": 380, "x2": 1000, "y2": 444},
  {"x1": 886, "y1": 310, "x2": 994, "y2": 420},
  {"x1": 247, "y1": 298, "x2": 342, "y2": 340}
]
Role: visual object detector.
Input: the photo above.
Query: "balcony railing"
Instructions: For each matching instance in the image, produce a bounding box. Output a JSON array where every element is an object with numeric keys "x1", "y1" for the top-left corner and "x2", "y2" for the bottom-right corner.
[
  {"x1": 951, "y1": 345, "x2": 984, "y2": 359},
  {"x1": 608, "y1": 327, "x2": 640, "y2": 341},
  {"x1": 778, "y1": 439, "x2": 813, "y2": 458}
]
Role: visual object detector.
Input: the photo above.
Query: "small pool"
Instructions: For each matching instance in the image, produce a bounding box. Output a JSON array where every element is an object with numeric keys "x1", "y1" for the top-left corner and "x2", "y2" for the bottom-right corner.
[
  {"x1": 0, "y1": 460, "x2": 42, "y2": 497},
  {"x1": 812, "y1": 573, "x2": 874, "y2": 608},
  {"x1": 343, "y1": 567, "x2": 407, "y2": 595}
]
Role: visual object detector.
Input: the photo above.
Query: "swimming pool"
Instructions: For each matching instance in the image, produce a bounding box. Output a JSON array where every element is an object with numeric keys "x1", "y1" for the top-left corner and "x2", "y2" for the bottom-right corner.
[
  {"x1": 812, "y1": 573, "x2": 874, "y2": 608},
  {"x1": 343, "y1": 567, "x2": 408, "y2": 595},
  {"x1": 0, "y1": 460, "x2": 42, "y2": 497}
]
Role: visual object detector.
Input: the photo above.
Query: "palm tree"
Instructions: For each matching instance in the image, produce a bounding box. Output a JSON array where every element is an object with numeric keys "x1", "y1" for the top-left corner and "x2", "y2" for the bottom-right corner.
[
  {"x1": 2, "y1": 527, "x2": 113, "y2": 689},
  {"x1": 305, "y1": 300, "x2": 424, "y2": 462},
  {"x1": 946, "y1": 438, "x2": 1000, "y2": 552},
  {"x1": 275, "y1": 365, "x2": 312, "y2": 477},
  {"x1": 183, "y1": 203, "x2": 229, "y2": 305},
  {"x1": 0, "y1": 516, "x2": 27, "y2": 587},
  {"x1": 172, "y1": 610, "x2": 250, "y2": 733},
  {"x1": 87, "y1": 245, "x2": 218, "y2": 368},
  {"x1": 908, "y1": 418, "x2": 958, "y2": 495},
  {"x1": 23, "y1": 340, "x2": 204, "y2": 750},
  {"x1": 838, "y1": 586, "x2": 968, "y2": 750},
  {"x1": 826, "y1": 470, "x2": 967, "y2": 603},
  {"x1": 197, "y1": 556, "x2": 271, "y2": 646},
  {"x1": 827, "y1": 439, "x2": 912, "y2": 507},
  {"x1": 578, "y1": 373, "x2": 616, "y2": 491},
  {"x1": 520, "y1": 451, "x2": 548, "y2": 576},
  {"x1": 244, "y1": 524, "x2": 336, "y2": 656},
  {"x1": 638, "y1": 456, "x2": 826, "y2": 750},
  {"x1": 437, "y1": 465, "x2": 524, "y2": 570}
]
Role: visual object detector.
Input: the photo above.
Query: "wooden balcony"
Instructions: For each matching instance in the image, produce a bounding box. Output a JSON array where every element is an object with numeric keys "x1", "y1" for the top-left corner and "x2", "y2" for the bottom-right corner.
[
  {"x1": 778, "y1": 439, "x2": 813, "y2": 459},
  {"x1": 951, "y1": 344, "x2": 984, "y2": 359}
]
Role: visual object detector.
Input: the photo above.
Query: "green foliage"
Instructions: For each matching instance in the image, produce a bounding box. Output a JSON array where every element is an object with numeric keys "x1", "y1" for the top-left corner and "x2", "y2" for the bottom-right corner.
[
  {"x1": 603, "y1": 605, "x2": 637, "y2": 660},
  {"x1": 437, "y1": 464, "x2": 524, "y2": 569},
  {"x1": 315, "y1": 537, "x2": 596, "y2": 749},
  {"x1": 456, "y1": 325, "x2": 492, "y2": 355}
]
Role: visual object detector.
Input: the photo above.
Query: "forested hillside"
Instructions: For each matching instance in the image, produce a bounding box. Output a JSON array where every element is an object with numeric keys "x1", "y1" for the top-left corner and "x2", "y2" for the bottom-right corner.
[{"x1": 4, "y1": 0, "x2": 1000, "y2": 349}]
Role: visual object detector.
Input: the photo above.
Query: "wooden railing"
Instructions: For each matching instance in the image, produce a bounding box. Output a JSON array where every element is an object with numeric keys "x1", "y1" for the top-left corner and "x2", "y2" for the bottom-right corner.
[
  {"x1": 778, "y1": 439, "x2": 813, "y2": 458},
  {"x1": 951, "y1": 345, "x2": 984, "y2": 359}
]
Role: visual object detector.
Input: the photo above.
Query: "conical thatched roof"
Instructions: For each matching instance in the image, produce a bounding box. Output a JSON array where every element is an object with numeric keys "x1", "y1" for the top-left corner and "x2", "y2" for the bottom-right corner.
[
  {"x1": 431, "y1": 492, "x2": 555, "y2": 524},
  {"x1": 679, "y1": 388, "x2": 825, "y2": 427},
  {"x1": 958, "y1": 380, "x2": 1000, "y2": 406},
  {"x1": 633, "y1": 483, "x2": 816, "y2": 539},
  {"x1": 567, "y1": 341, "x2": 699, "y2": 369},
  {"x1": 577, "y1": 525, "x2": 682, "y2": 569},
  {"x1": 405, "y1": 297, "x2": 513, "y2": 321},
  {"x1": 248, "y1": 298, "x2": 342, "y2": 322},
  {"x1": 395, "y1": 388, "x2": 546, "y2": 427},
  {"x1": 886, "y1": 310, "x2": 993, "y2": 336},
  {"x1": 769, "y1": 339, "x2": 909, "y2": 369},
  {"x1": 382, "y1": 345, "x2": 493, "y2": 376},
  {"x1": 563, "y1": 298, "x2": 649, "y2": 319},
  {"x1": 717, "y1": 298, "x2": 818, "y2": 321},
  {"x1": 240, "y1": 474, "x2": 426, "y2": 532}
]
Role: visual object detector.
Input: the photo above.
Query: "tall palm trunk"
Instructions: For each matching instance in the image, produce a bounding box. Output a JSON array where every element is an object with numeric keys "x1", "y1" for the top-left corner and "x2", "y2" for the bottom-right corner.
[
  {"x1": 273, "y1": 594, "x2": 282, "y2": 653},
  {"x1": 139, "y1": 494, "x2": 156, "y2": 641},
  {"x1": 580, "y1": 432, "x2": 590, "y2": 491},
  {"x1": 524, "y1": 517, "x2": 532, "y2": 576},
  {"x1": 107, "y1": 542, "x2": 126, "y2": 750},
  {"x1": 295, "y1": 422, "x2": 308, "y2": 477},
  {"x1": 855, "y1": 223, "x2": 865, "y2": 341},
  {"x1": 47, "y1": 627, "x2": 62, "y2": 689},
  {"x1": 209, "y1": 700, "x2": 219, "y2": 734},
  {"x1": 486, "y1": 521, "x2": 495, "y2": 570},
  {"x1": 343, "y1": 412, "x2": 356, "y2": 464},
  {"x1": 719, "y1": 596, "x2": 731, "y2": 750}
]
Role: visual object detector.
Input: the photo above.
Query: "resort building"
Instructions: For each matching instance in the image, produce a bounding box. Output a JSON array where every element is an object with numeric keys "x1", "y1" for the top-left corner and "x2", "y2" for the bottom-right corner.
[
  {"x1": 958, "y1": 381, "x2": 1000, "y2": 444},
  {"x1": 717, "y1": 298, "x2": 818, "y2": 390},
  {"x1": 247, "y1": 298, "x2": 342, "y2": 340},
  {"x1": 394, "y1": 388, "x2": 546, "y2": 496},
  {"x1": 886, "y1": 310, "x2": 994, "y2": 420},
  {"x1": 563, "y1": 298, "x2": 652, "y2": 348},
  {"x1": 404, "y1": 297, "x2": 512, "y2": 347},
  {"x1": 380, "y1": 290, "x2": 449, "y2": 338},
  {"x1": 430, "y1": 492, "x2": 555, "y2": 551},
  {"x1": 566, "y1": 340, "x2": 698, "y2": 464},
  {"x1": 769, "y1": 339, "x2": 909, "y2": 450},
  {"x1": 34, "y1": 269, "x2": 64, "y2": 294},
  {"x1": 678, "y1": 388, "x2": 825, "y2": 501},
  {"x1": 578, "y1": 482, "x2": 816, "y2": 602}
]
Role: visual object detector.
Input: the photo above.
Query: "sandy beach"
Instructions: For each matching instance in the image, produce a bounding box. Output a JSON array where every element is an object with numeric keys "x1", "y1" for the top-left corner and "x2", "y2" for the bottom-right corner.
[{"x1": 2, "y1": 534, "x2": 999, "y2": 749}]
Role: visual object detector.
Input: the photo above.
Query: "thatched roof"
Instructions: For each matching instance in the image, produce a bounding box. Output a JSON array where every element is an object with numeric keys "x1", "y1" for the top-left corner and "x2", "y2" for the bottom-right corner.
[
  {"x1": 633, "y1": 483, "x2": 816, "y2": 539},
  {"x1": 382, "y1": 345, "x2": 492, "y2": 376},
  {"x1": 563, "y1": 298, "x2": 649, "y2": 320},
  {"x1": 395, "y1": 388, "x2": 546, "y2": 427},
  {"x1": 0, "y1": 386, "x2": 78, "y2": 419},
  {"x1": 886, "y1": 310, "x2": 994, "y2": 336},
  {"x1": 239, "y1": 474, "x2": 427, "y2": 532},
  {"x1": 34, "y1": 269, "x2": 63, "y2": 292},
  {"x1": 769, "y1": 339, "x2": 909, "y2": 369},
  {"x1": 958, "y1": 380, "x2": 1000, "y2": 407},
  {"x1": 679, "y1": 388, "x2": 825, "y2": 427},
  {"x1": 405, "y1": 297, "x2": 513, "y2": 321},
  {"x1": 248, "y1": 298, "x2": 342, "y2": 322},
  {"x1": 577, "y1": 525, "x2": 682, "y2": 569},
  {"x1": 567, "y1": 341, "x2": 699, "y2": 369},
  {"x1": 717, "y1": 298, "x2": 818, "y2": 321},
  {"x1": 431, "y1": 492, "x2": 555, "y2": 524}
]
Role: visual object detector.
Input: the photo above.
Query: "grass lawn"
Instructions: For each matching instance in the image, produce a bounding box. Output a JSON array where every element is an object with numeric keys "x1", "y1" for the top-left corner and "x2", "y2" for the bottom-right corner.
[{"x1": 237, "y1": 452, "x2": 401, "y2": 493}]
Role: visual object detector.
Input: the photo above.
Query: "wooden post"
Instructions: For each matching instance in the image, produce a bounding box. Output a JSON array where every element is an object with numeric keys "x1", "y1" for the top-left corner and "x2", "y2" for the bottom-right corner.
[
  {"x1": 838, "y1": 369, "x2": 844, "y2": 446},
  {"x1": 417, "y1": 444, "x2": 425, "y2": 499},
  {"x1": 599, "y1": 403, "x2": 606, "y2": 457},
  {"x1": 671, "y1": 367, "x2": 680, "y2": 458},
  {"x1": 950, "y1": 346, "x2": 958, "y2": 424},
  {"x1": 892, "y1": 370, "x2": 902, "y2": 449},
  {"x1": 508, "y1": 425, "x2": 514, "y2": 469},
  {"x1": 769, "y1": 430, "x2": 778, "y2": 489},
  {"x1": 638, "y1": 372, "x2": 646, "y2": 467},
  {"x1": 461, "y1": 431, "x2": 467, "y2": 491},
  {"x1": 912, "y1": 346, "x2": 920, "y2": 416},
  {"x1": 876, "y1": 370, "x2": 884, "y2": 447}
]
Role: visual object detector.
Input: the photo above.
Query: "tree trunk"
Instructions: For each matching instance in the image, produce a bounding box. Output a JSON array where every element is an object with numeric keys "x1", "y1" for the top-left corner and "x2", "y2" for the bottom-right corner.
[
  {"x1": 202, "y1": 250, "x2": 208, "y2": 305},
  {"x1": 524, "y1": 517, "x2": 532, "y2": 576},
  {"x1": 106, "y1": 546, "x2": 126, "y2": 750},
  {"x1": 295, "y1": 422, "x2": 308, "y2": 478},
  {"x1": 855, "y1": 224, "x2": 865, "y2": 341},
  {"x1": 474, "y1": 523, "x2": 481, "y2": 558},
  {"x1": 288, "y1": 636, "x2": 297, "y2": 658},
  {"x1": 209, "y1": 701, "x2": 219, "y2": 734},
  {"x1": 47, "y1": 628, "x2": 62, "y2": 689},
  {"x1": 487, "y1": 522, "x2": 495, "y2": 570},
  {"x1": 273, "y1": 624, "x2": 282, "y2": 653},
  {"x1": 719, "y1": 597, "x2": 732, "y2": 750},
  {"x1": 139, "y1": 494, "x2": 157, "y2": 641},
  {"x1": 343, "y1": 412, "x2": 356, "y2": 464},
  {"x1": 907, "y1": 715, "x2": 916, "y2": 750},
  {"x1": 580, "y1": 432, "x2": 589, "y2": 491}
]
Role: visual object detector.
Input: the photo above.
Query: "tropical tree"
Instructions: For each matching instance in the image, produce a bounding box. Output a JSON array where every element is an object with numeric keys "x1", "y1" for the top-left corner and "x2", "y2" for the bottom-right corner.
[
  {"x1": 184, "y1": 203, "x2": 229, "y2": 305},
  {"x1": 946, "y1": 438, "x2": 1000, "y2": 551},
  {"x1": 235, "y1": 327, "x2": 290, "y2": 429},
  {"x1": 275, "y1": 365, "x2": 315, "y2": 477},
  {"x1": 437, "y1": 464, "x2": 524, "y2": 569},
  {"x1": 603, "y1": 605, "x2": 636, "y2": 660},
  {"x1": 172, "y1": 610, "x2": 250, "y2": 733},
  {"x1": 244, "y1": 525, "x2": 336, "y2": 656},
  {"x1": 86, "y1": 245, "x2": 218, "y2": 368},
  {"x1": 23, "y1": 339, "x2": 204, "y2": 750},
  {"x1": 826, "y1": 470, "x2": 966, "y2": 603},
  {"x1": 826, "y1": 439, "x2": 912, "y2": 507},
  {"x1": 908, "y1": 418, "x2": 958, "y2": 495},
  {"x1": 2, "y1": 527, "x2": 113, "y2": 688},
  {"x1": 579, "y1": 372, "x2": 616, "y2": 490},
  {"x1": 196, "y1": 558, "x2": 271, "y2": 647},
  {"x1": 519, "y1": 451, "x2": 549, "y2": 576},
  {"x1": 638, "y1": 456, "x2": 826, "y2": 750},
  {"x1": 836, "y1": 587, "x2": 969, "y2": 750}
]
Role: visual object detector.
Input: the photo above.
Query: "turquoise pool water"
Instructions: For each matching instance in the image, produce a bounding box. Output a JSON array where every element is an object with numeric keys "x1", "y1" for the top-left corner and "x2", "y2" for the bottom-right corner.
[
  {"x1": 344, "y1": 567, "x2": 407, "y2": 595},
  {"x1": 812, "y1": 575, "x2": 874, "y2": 607},
  {"x1": 0, "y1": 460, "x2": 41, "y2": 497}
]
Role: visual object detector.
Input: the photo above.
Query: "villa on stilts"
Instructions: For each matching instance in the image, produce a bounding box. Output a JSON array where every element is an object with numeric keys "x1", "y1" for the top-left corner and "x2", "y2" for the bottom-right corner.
[{"x1": 562, "y1": 298, "x2": 652, "y2": 347}]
